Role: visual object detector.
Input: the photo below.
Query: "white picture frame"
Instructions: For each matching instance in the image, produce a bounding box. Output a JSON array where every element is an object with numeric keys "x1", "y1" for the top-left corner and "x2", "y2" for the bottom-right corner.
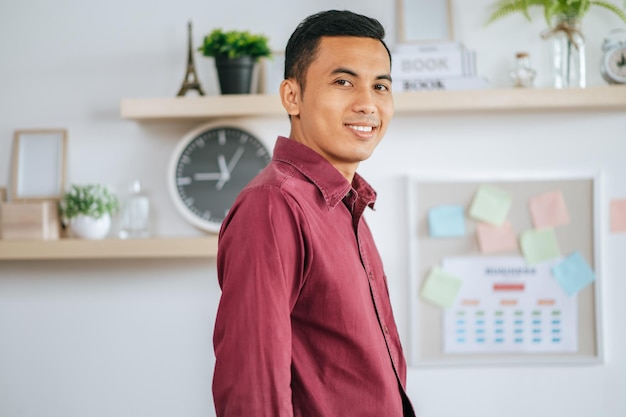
[
  {"x1": 398, "y1": 0, "x2": 453, "y2": 43},
  {"x1": 11, "y1": 129, "x2": 68, "y2": 202}
]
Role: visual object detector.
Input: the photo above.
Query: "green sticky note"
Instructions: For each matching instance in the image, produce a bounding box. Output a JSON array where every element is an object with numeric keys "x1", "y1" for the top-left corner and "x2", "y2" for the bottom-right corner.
[
  {"x1": 520, "y1": 228, "x2": 561, "y2": 265},
  {"x1": 469, "y1": 185, "x2": 512, "y2": 226},
  {"x1": 420, "y1": 267, "x2": 463, "y2": 308}
]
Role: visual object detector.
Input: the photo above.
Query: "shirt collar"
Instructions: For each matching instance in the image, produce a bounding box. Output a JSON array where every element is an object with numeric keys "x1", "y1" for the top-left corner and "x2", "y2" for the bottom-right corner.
[{"x1": 272, "y1": 136, "x2": 377, "y2": 209}]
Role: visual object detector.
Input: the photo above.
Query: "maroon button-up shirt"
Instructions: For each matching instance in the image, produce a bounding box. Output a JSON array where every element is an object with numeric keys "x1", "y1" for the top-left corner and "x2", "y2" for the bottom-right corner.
[{"x1": 214, "y1": 136, "x2": 413, "y2": 417}]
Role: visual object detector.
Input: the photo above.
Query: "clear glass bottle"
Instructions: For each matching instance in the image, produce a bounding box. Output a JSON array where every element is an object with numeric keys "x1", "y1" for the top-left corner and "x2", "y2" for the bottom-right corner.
[
  {"x1": 551, "y1": 16, "x2": 585, "y2": 88},
  {"x1": 118, "y1": 180, "x2": 151, "y2": 239},
  {"x1": 510, "y1": 52, "x2": 537, "y2": 88}
]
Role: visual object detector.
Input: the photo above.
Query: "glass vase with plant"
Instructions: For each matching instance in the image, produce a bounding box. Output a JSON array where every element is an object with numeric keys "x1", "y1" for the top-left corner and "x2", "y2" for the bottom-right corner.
[{"x1": 486, "y1": 0, "x2": 626, "y2": 88}]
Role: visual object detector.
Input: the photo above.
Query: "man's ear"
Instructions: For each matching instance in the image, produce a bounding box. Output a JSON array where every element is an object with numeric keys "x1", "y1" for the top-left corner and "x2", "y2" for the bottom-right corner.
[{"x1": 280, "y1": 78, "x2": 301, "y2": 117}]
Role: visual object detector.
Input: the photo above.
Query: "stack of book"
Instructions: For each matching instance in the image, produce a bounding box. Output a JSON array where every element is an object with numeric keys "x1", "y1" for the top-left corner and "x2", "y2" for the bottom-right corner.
[{"x1": 391, "y1": 42, "x2": 488, "y2": 92}]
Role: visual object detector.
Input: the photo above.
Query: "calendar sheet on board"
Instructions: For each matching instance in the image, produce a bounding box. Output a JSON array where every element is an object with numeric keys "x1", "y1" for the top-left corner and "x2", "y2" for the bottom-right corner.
[{"x1": 442, "y1": 256, "x2": 577, "y2": 353}]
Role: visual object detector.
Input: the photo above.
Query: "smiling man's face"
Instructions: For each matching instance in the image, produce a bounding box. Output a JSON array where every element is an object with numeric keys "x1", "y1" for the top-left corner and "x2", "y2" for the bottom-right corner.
[{"x1": 281, "y1": 36, "x2": 394, "y2": 181}]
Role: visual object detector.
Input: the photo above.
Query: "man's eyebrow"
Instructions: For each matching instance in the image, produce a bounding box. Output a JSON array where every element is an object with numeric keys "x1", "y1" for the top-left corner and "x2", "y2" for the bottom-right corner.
[
  {"x1": 331, "y1": 67, "x2": 358, "y2": 77},
  {"x1": 330, "y1": 67, "x2": 392, "y2": 82}
]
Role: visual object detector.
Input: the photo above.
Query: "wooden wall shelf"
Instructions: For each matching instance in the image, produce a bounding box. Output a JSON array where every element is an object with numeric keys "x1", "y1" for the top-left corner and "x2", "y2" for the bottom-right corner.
[
  {"x1": 49, "y1": 85, "x2": 619, "y2": 261},
  {"x1": 0, "y1": 236, "x2": 218, "y2": 260},
  {"x1": 120, "y1": 86, "x2": 626, "y2": 121}
]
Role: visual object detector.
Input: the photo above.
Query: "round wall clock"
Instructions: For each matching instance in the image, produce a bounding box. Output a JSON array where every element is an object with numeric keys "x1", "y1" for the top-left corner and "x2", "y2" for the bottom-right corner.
[
  {"x1": 168, "y1": 121, "x2": 272, "y2": 233},
  {"x1": 601, "y1": 29, "x2": 626, "y2": 85}
]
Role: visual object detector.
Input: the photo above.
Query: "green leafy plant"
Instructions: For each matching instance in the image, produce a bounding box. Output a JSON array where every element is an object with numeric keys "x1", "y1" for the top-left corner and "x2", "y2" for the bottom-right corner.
[
  {"x1": 198, "y1": 29, "x2": 271, "y2": 60},
  {"x1": 486, "y1": 0, "x2": 626, "y2": 26},
  {"x1": 59, "y1": 184, "x2": 119, "y2": 220}
]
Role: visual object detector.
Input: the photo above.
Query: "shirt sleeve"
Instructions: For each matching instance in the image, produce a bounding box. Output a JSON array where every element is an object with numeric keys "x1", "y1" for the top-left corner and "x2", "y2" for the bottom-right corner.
[{"x1": 213, "y1": 185, "x2": 306, "y2": 417}]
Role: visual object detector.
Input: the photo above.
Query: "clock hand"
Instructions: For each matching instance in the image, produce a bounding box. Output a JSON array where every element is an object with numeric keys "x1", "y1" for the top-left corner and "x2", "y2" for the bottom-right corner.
[
  {"x1": 193, "y1": 172, "x2": 223, "y2": 181},
  {"x1": 216, "y1": 148, "x2": 245, "y2": 190},
  {"x1": 226, "y1": 146, "x2": 246, "y2": 174},
  {"x1": 216, "y1": 154, "x2": 231, "y2": 190}
]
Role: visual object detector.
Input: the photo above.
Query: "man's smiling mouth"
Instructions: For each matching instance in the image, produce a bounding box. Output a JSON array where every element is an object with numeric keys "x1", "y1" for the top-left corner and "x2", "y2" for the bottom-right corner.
[{"x1": 347, "y1": 125, "x2": 374, "y2": 132}]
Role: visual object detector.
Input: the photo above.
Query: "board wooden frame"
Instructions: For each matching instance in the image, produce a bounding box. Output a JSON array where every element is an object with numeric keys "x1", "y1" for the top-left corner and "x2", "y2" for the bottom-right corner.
[{"x1": 11, "y1": 129, "x2": 67, "y2": 202}]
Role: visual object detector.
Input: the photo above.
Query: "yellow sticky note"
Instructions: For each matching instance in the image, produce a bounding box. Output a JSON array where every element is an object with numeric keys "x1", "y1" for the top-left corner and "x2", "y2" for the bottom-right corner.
[
  {"x1": 519, "y1": 228, "x2": 561, "y2": 265},
  {"x1": 420, "y1": 267, "x2": 463, "y2": 308},
  {"x1": 469, "y1": 185, "x2": 512, "y2": 226}
]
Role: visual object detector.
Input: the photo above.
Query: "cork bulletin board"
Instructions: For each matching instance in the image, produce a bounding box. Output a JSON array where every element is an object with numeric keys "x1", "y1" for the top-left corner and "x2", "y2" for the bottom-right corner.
[{"x1": 406, "y1": 172, "x2": 603, "y2": 366}]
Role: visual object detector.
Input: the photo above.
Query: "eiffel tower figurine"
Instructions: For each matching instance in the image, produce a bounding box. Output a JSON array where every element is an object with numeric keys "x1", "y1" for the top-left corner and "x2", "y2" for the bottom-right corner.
[{"x1": 177, "y1": 21, "x2": 205, "y2": 96}]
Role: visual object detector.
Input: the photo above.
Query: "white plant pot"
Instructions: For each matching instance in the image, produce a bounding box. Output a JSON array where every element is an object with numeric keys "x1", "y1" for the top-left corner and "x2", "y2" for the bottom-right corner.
[{"x1": 70, "y1": 214, "x2": 111, "y2": 240}]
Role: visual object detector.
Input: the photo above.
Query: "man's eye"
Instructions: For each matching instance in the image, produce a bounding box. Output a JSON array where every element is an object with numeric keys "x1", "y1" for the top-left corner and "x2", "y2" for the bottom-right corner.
[
  {"x1": 374, "y1": 84, "x2": 389, "y2": 91},
  {"x1": 336, "y1": 79, "x2": 352, "y2": 86}
]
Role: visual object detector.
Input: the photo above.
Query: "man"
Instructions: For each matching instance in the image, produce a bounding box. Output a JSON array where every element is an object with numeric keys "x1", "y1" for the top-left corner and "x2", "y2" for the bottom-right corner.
[{"x1": 213, "y1": 10, "x2": 415, "y2": 417}]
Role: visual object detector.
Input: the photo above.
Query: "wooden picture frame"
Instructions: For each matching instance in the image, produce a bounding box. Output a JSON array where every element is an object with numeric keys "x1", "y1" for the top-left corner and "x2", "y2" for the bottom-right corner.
[
  {"x1": 11, "y1": 129, "x2": 68, "y2": 202},
  {"x1": 398, "y1": 0, "x2": 453, "y2": 43}
]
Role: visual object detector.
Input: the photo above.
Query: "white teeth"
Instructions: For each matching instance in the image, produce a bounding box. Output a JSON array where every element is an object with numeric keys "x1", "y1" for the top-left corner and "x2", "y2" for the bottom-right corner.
[{"x1": 348, "y1": 125, "x2": 373, "y2": 132}]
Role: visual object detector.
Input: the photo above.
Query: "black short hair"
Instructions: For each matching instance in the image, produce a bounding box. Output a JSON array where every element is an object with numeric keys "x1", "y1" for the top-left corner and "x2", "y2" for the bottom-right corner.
[{"x1": 284, "y1": 10, "x2": 391, "y2": 91}]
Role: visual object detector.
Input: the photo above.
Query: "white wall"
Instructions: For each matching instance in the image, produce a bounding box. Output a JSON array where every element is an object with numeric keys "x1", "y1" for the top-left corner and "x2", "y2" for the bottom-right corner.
[{"x1": 1, "y1": 1, "x2": 625, "y2": 416}]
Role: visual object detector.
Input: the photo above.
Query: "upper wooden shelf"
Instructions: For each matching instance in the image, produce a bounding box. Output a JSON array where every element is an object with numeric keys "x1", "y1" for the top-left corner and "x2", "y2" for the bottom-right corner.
[
  {"x1": 120, "y1": 86, "x2": 626, "y2": 121},
  {"x1": 0, "y1": 236, "x2": 218, "y2": 260}
]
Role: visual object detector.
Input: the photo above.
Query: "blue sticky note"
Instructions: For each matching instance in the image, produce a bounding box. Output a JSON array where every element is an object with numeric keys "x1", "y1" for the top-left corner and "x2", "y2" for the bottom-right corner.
[
  {"x1": 552, "y1": 252, "x2": 596, "y2": 296},
  {"x1": 428, "y1": 205, "x2": 465, "y2": 237}
]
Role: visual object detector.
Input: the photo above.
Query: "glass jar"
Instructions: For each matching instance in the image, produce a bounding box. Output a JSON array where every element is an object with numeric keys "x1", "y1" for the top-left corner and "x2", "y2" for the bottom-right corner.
[
  {"x1": 510, "y1": 52, "x2": 537, "y2": 88},
  {"x1": 118, "y1": 180, "x2": 151, "y2": 239},
  {"x1": 550, "y1": 16, "x2": 585, "y2": 88}
]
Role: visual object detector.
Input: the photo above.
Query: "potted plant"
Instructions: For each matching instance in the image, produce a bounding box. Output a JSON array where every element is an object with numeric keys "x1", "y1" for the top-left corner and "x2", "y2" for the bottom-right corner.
[
  {"x1": 198, "y1": 28, "x2": 271, "y2": 94},
  {"x1": 59, "y1": 184, "x2": 119, "y2": 239},
  {"x1": 486, "y1": 1, "x2": 626, "y2": 88}
]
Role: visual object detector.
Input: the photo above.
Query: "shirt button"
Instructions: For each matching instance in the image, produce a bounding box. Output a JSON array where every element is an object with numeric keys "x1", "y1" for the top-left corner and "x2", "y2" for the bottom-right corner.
[
  {"x1": 368, "y1": 272, "x2": 374, "y2": 281},
  {"x1": 383, "y1": 325, "x2": 389, "y2": 334}
]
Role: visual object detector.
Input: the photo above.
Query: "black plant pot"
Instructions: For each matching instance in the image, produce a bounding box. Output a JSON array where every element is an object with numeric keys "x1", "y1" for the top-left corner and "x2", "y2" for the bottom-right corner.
[{"x1": 215, "y1": 55, "x2": 255, "y2": 94}]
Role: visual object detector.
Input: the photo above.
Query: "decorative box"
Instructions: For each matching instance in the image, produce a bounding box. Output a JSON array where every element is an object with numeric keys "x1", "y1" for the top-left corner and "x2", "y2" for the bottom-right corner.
[{"x1": 0, "y1": 201, "x2": 60, "y2": 240}]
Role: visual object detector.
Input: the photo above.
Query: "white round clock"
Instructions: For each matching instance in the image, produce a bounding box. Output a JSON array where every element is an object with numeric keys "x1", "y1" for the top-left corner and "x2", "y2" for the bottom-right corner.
[
  {"x1": 168, "y1": 120, "x2": 272, "y2": 233},
  {"x1": 601, "y1": 29, "x2": 626, "y2": 85}
]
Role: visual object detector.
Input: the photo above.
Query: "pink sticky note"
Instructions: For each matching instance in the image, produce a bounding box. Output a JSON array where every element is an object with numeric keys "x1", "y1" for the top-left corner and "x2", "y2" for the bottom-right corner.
[
  {"x1": 475, "y1": 221, "x2": 518, "y2": 254},
  {"x1": 529, "y1": 190, "x2": 570, "y2": 229},
  {"x1": 610, "y1": 199, "x2": 626, "y2": 233}
]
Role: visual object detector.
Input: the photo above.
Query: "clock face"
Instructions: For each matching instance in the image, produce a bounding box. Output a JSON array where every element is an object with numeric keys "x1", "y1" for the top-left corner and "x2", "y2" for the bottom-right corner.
[
  {"x1": 168, "y1": 122, "x2": 272, "y2": 233},
  {"x1": 602, "y1": 46, "x2": 626, "y2": 84}
]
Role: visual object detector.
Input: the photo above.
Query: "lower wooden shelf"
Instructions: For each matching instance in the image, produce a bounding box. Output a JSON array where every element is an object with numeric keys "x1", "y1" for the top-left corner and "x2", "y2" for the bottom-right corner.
[{"x1": 0, "y1": 236, "x2": 218, "y2": 260}]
